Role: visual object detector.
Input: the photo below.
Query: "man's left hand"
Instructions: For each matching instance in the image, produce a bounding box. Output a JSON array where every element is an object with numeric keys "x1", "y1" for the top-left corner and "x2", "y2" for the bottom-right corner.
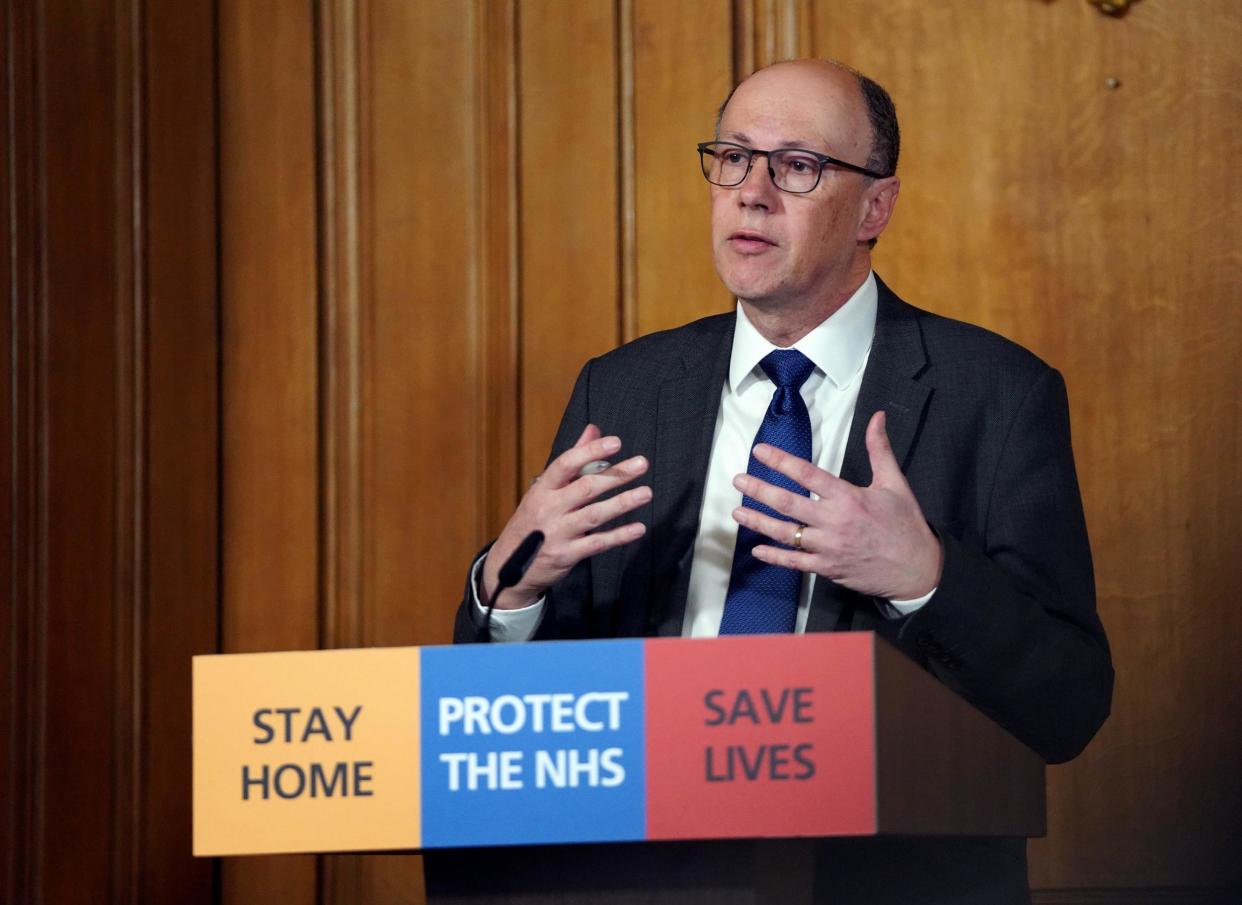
[{"x1": 731, "y1": 410, "x2": 942, "y2": 601}]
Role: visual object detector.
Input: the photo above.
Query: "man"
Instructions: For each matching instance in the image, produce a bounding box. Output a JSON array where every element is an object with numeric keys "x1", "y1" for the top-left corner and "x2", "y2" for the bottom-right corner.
[{"x1": 453, "y1": 59, "x2": 1112, "y2": 904}]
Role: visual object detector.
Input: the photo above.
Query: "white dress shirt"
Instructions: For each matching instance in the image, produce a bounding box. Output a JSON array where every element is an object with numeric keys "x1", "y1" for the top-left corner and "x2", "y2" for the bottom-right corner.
[{"x1": 475, "y1": 272, "x2": 933, "y2": 642}]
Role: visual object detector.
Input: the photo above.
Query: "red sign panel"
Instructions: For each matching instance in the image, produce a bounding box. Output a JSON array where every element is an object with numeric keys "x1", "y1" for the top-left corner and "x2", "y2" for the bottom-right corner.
[{"x1": 644, "y1": 633, "x2": 877, "y2": 840}]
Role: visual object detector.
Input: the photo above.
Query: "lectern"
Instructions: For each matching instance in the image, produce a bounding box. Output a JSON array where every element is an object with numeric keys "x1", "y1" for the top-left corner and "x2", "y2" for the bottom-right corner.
[{"x1": 193, "y1": 633, "x2": 1043, "y2": 904}]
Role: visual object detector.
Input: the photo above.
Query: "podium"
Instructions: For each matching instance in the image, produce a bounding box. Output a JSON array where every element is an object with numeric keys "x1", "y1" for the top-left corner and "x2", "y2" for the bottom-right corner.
[{"x1": 193, "y1": 633, "x2": 1043, "y2": 904}]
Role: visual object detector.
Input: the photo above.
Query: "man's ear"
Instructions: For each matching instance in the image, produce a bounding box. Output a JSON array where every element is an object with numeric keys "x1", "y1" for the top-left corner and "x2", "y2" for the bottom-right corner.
[{"x1": 857, "y1": 176, "x2": 900, "y2": 243}]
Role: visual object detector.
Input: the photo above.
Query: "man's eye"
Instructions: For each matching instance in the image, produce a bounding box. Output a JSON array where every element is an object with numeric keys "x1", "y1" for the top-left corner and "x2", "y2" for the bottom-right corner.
[
  {"x1": 786, "y1": 157, "x2": 815, "y2": 173},
  {"x1": 722, "y1": 151, "x2": 748, "y2": 165}
]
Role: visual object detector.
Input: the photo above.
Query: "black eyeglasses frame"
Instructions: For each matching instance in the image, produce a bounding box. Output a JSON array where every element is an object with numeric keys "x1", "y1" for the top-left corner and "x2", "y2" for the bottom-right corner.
[{"x1": 696, "y1": 140, "x2": 889, "y2": 193}]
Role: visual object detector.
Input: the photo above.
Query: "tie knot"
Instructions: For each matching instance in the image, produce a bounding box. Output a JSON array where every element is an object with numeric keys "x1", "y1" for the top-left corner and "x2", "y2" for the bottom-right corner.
[{"x1": 759, "y1": 349, "x2": 815, "y2": 391}]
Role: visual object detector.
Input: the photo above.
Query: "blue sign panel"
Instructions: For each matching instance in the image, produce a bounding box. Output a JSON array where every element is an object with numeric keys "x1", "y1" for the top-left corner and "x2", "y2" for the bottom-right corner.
[{"x1": 420, "y1": 638, "x2": 646, "y2": 847}]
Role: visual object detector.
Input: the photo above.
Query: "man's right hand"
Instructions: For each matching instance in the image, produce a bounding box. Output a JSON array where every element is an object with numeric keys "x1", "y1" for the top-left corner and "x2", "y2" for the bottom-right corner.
[{"x1": 481, "y1": 424, "x2": 651, "y2": 610}]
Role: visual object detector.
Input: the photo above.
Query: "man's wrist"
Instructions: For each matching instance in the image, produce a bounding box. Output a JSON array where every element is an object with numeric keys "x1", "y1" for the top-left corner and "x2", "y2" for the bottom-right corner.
[
  {"x1": 469, "y1": 554, "x2": 546, "y2": 642},
  {"x1": 905, "y1": 530, "x2": 944, "y2": 600},
  {"x1": 477, "y1": 554, "x2": 539, "y2": 612},
  {"x1": 492, "y1": 588, "x2": 539, "y2": 611}
]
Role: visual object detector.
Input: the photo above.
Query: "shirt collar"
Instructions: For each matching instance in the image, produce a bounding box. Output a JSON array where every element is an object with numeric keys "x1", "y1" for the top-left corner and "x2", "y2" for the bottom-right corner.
[{"x1": 728, "y1": 271, "x2": 878, "y2": 395}]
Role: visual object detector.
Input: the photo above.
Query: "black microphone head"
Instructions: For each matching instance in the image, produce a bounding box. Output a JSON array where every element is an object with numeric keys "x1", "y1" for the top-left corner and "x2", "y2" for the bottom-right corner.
[{"x1": 497, "y1": 530, "x2": 545, "y2": 589}]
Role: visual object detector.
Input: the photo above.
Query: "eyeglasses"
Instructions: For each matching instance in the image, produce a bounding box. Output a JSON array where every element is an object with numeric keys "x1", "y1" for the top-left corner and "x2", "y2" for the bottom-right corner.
[{"x1": 696, "y1": 140, "x2": 888, "y2": 193}]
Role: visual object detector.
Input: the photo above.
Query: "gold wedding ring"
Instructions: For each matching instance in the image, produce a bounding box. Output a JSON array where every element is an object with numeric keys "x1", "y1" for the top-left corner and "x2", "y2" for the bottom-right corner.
[{"x1": 793, "y1": 523, "x2": 806, "y2": 551}]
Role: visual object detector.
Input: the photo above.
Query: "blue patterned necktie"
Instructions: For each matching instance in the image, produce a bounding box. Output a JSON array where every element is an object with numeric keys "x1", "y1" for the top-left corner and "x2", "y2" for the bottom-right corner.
[{"x1": 719, "y1": 349, "x2": 816, "y2": 635}]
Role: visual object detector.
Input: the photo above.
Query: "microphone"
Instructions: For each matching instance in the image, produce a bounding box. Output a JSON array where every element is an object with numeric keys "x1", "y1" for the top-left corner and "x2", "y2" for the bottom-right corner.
[{"x1": 481, "y1": 530, "x2": 545, "y2": 642}]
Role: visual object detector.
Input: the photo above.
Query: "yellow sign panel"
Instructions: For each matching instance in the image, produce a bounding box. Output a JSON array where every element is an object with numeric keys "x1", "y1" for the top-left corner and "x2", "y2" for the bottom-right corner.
[{"x1": 193, "y1": 646, "x2": 421, "y2": 856}]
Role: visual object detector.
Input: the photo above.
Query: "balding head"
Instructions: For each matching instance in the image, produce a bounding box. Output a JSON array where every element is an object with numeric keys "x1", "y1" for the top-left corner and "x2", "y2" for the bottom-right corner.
[{"x1": 717, "y1": 60, "x2": 899, "y2": 180}]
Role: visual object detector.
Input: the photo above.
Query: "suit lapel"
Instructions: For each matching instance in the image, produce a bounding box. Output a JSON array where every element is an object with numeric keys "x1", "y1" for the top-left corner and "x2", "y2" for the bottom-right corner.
[
  {"x1": 807, "y1": 278, "x2": 931, "y2": 633},
  {"x1": 839, "y1": 279, "x2": 931, "y2": 486},
  {"x1": 648, "y1": 315, "x2": 734, "y2": 636}
]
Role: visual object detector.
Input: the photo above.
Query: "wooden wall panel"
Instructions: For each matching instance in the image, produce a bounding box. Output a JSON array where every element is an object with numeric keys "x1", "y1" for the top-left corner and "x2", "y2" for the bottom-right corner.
[
  {"x1": 2, "y1": 3, "x2": 40, "y2": 904},
  {"x1": 476, "y1": 0, "x2": 522, "y2": 537},
  {"x1": 4, "y1": 0, "x2": 222, "y2": 902},
  {"x1": 630, "y1": 0, "x2": 733, "y2": 336},
  {"x1": 319, "y1": 0, "x2": 369, "y2": 657},
  {"x1": 141, "y1": 0, "x2": 220, "y2": 900},
  {"x1": 37, "y1": 0, "x2": 129, "y2": 901},
  {"x1": 734, "y1": 0, "x2": 814, "y2": 75},
  {"x1": 218, "y1": 0, "x2": 319, "y2": 901},
  {"x1": 218, "y1": 0, "x2": 320, "y2": 653},
  {"x1": 813, "y1": 0, "x2": 1242, "y2": 893},
  {"x1": 518, "y1": 0, "x2": 620, "y2": 479},
  {"x1": 366, "y1": 0, "x2": 484, "y2": 653}
]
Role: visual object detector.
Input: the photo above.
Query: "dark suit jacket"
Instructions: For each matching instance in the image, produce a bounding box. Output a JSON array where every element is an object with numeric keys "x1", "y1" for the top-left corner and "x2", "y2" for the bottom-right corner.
[{"x1": 453, "y1": 278, "x2": 1113, "y2": 904}]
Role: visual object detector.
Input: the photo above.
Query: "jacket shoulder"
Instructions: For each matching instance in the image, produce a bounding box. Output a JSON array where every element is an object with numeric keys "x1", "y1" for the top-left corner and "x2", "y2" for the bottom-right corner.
[
  {"x1": 881, "y1": 286, "x2": 1054, "y2": 381},
  {"x1": 587, "y1": 311, "x2": 734, "y2": 375}
]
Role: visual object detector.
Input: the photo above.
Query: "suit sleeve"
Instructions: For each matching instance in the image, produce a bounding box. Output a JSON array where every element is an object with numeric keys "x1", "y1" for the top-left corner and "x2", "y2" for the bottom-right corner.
[
  {"x1": 897, "y1": 368, "x2": 1113, "y2": 763},
  {"x1": 452, "y1": 360, "x2": 597, "y2": 644}
]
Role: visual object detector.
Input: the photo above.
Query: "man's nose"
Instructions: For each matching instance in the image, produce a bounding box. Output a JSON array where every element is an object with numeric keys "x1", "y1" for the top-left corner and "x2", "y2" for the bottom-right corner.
[{"x1": 737, "y1": 156, "x2": 779, "y2": 207}]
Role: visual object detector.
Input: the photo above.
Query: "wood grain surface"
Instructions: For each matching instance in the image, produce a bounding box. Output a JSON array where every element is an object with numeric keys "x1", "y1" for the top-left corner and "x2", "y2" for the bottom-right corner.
[
  {"x1": 28, "y1": 2, "x2": 130, "y2": 903},
  {"x1": 632, "y1": 0, "x2": 734, "y2": 336},
  {"x1": 141, "y1": 0, "x2": 221, "y2": 899},
  {"x1": 518, "y1": 0, "x2": 621, "y2": 481},
  {"x1": 2, "y1": 3, "x2": 40, "y2": 904}
]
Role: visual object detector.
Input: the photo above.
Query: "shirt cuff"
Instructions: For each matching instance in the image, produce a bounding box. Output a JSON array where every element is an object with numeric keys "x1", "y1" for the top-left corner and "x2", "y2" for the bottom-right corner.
[
  {"x1": 470, "y1": 553, "x2": 545, "y2": 642},
  {"x1": 884, "y1": 586, "x2": 937, "y2": 617}
]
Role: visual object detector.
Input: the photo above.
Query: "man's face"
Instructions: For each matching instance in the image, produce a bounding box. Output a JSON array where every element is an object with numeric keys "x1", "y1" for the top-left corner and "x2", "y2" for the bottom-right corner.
[{"x1": 710, "y1": 63, "x2": 884, "y2": 313}]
